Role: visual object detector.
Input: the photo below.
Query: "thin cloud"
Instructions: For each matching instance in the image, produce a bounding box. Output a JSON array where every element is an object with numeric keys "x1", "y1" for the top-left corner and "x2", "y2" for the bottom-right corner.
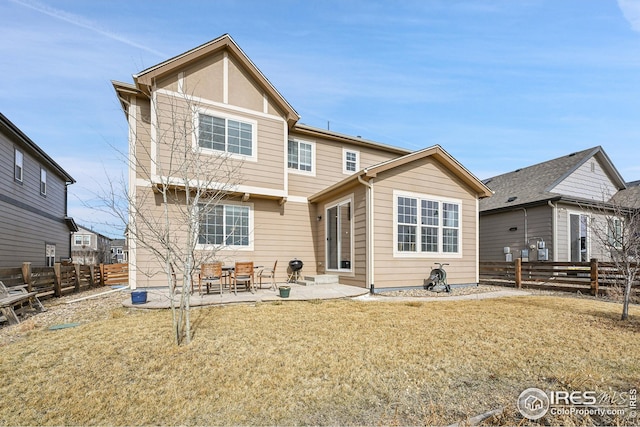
[
  {"x1": 9, "y1": 0, "x2": 168, "y2": 58},
  {"x1": 618, "y1": 0, "x2": 640, "y2": 32}
]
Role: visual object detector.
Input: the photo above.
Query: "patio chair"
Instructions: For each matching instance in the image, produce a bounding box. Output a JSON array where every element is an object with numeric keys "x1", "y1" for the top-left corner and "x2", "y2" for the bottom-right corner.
[
  {"x1": 199, "y1": 262, "x2": 224, "y2": 295},
  {"x1": 230, "y1": 261, "x2": 255, "y2": 295},
  {"x1": 257, "y1": 260, "x2": 277, "y2": 291}
]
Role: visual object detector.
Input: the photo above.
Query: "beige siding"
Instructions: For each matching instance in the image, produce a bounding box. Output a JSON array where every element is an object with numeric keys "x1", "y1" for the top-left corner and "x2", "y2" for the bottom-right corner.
[
  {"x1": 227, "y1": 55, "x2": 264, "y2": 112},
  {"x1": 551, "y1": 156, "x2": 618, "y2": 201},
  {"x1": 479, "y1": 205, "x2": 553, "y2": 261},
  {"x1": 152, "y1": 92, "x2": 286, "y2": 193},
  {"x1": 287, "y1": 131, "x2": 398, "y2": 197},
  {"x1": 132, "y1": 186, "x2": 318, "y2": 287},
  {"x1": 372, "y1": 158, "x2": 479, "y2": 287},
  {"x1": 313, "y1": 184, "x2": 367, "y2": 287}
]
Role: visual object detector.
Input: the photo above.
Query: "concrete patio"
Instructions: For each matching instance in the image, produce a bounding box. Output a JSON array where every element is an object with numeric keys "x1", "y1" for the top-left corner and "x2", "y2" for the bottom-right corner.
[{"x1": 122, "y1": 282, "x2": 369, "y2": 309}]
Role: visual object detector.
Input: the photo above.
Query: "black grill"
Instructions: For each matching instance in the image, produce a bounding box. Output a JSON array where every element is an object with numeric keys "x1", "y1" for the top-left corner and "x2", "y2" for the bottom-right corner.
[{"x1": 288, "y1": 259, "x2": 303, "y2": 283}]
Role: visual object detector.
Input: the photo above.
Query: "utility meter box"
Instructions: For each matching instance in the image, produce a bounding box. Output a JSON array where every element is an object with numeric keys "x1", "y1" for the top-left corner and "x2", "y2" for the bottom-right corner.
[
  {"x1": 521, "y1": 249, "x2": 529, "y2": 262},
  {"x1": 538, "y1": 248, "x2": 549, "y2": 261}
]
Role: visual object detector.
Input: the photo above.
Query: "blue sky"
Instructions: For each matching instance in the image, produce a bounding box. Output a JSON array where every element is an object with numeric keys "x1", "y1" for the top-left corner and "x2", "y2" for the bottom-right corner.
[{"x1": 2, "y1": 0, "x2": 640, "y2": 237}]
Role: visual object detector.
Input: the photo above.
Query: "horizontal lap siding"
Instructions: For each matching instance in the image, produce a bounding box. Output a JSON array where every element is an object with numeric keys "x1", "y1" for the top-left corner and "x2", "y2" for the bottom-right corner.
[
  {"x1": 0, "y1": 130, "x2": 71, "y2": 267},
  {"x1": 479, "y1": 205, "x2": 552, "y2": 261},
  {"x1": 287, "y1": 133, "x2": 399, "y2": 197},
  {"x1": 153, "y1": 93, "x2": 285, "y2": 192},
  {"x1": 372, "y1": 158, "x2": 479, "y2": 287},
  {"x1": 133, "y1": 186, "x2": 318, "y2": 287}
]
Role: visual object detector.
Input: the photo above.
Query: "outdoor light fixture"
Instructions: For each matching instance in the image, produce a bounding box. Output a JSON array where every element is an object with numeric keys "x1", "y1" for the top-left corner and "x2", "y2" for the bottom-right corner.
[{"x1": 509, "y1": 226, "x2": 518, "y2": 232}]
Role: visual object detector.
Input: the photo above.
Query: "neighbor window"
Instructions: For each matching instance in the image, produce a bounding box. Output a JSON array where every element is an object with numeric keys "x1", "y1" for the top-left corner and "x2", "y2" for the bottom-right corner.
[
  {"x1": 288, "y1": 139, "x2": 313, "y2": 172},
  {"x1": 608, "y1": 218, "x2": 623, "y2": 249},
  {"x1": 396, "y1": 193, "x2": 461, "y2": 255},
  {"x1": 343, "y1": 149, "x2": 359, "y2": 174},
  {"x1": 198, "y1": 113, "x2": 253, "y2": 156},
  {"x1": 45, "y1": 244, "x2": 55, "y2": 267},
  {"x1": 40, "y1": 168, "x2": 47, "y2": 195},
  {"x1": 199, "y1": 204, "x2": 250, "y2": 247},
  {"x1": 14, "y1": 149, "x2": 23, "y2": 182},
  {"x1": 74, "y1": 235, "x2": 91, "y2": 246}
]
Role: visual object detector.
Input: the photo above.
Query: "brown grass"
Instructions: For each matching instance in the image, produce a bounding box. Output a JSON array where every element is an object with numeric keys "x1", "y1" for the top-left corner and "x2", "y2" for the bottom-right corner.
[{"x1": 1, "y1": 295, "x2": 639, "y2": 426}]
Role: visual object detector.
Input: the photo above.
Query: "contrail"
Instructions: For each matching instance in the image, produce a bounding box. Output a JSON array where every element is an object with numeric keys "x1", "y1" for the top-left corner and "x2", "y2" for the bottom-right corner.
[{"x1": 10, "y1": 0, "x2": 168, "y2": 58}]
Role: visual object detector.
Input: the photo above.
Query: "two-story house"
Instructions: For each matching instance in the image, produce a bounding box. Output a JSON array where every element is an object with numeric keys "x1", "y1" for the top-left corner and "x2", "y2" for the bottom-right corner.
[
  {"x1": 113, "y1": 34, "x2": 492, "y2": 290},
  {"x1": 71, "y1": 225, "x2": 112, "y2": 265},
  {"x1": 0, "y1": 113, "x2": 77, "y2": 268},
  {"x1": 479, "y1": 146, "x2": 637, "y2": 263}
]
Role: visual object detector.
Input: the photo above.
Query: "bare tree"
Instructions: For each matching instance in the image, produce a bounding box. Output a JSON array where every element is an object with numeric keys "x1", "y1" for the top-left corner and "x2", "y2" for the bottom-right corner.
[
  {"x1": 587, "y1": 191, "x2": 640, "y2": 320},
  {"x1": 96, "y1": 88, "x2": 244, "y2": 344}
]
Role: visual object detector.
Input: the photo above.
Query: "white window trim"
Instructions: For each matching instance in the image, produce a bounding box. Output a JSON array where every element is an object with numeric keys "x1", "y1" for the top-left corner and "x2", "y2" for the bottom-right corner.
[
  {"x1": 40, "y1": 168, "x2": 47, "y2": 196},
  {"x1": 287, "y1": 138, "x2": 316, "y2": 177},
  {"x1": 196, "y1": 201, "x2": 254, "y2": 251},
  {"x1": 393, "y1": 190, "x2": 463, "y2": 258},
  {"x1": 324, "y1": 194, "x2": 355, "y2": 274},
  {"x1": 343, "y1": 148, "x2": 360, "y2": 175},
  {"x1": 567, "y1": 210, "x2": 591, "y2": 262},
  {"x1": 14, "y1": 149, "x2": 23, "y2": 182},
  {"x1": 193, "y1": 108, "x2": 258, "y2": 162}
]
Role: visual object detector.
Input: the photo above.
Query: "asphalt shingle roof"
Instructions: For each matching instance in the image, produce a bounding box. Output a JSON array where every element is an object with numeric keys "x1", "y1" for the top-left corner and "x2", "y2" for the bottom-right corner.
[{"x1": 480, "y1": 146, "x2": 608, "y2": 212}]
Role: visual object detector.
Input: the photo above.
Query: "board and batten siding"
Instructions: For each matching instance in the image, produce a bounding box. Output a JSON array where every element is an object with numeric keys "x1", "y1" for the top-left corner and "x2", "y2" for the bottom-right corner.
[
  {"x1": 550, "y1": 156, "x2": 618, "y2": 201},
  {"x1": 372, "y1": 157, "x2": 480, "y2": 287},
  {"x1": 479, "y1": 205, "x2": 553, "y2": 262}
]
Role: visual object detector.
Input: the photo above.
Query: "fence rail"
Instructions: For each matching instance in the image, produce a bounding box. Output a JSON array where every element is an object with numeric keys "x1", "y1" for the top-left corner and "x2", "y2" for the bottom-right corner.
[
  {"x1": 0, "y1": 262, "x2": 128, "y2": 301},
  {"x1": 480, "y1": 259, "x2": 639, "y2": 295}
]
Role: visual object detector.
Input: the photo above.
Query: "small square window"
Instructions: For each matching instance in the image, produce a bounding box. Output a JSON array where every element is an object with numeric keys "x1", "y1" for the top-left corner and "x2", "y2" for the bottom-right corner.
[{"x1": 343, "y1": 149, "x2": 359, "y2": 174}]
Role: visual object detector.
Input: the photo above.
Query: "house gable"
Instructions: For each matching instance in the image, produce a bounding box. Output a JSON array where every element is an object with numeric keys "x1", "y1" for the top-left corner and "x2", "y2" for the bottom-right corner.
[
  {"x1": 548, "y1": 151, "x2": 624, "y2": 201},
  {"x1": 133, "y1": 34, "x2": 299, "y2": 127}
]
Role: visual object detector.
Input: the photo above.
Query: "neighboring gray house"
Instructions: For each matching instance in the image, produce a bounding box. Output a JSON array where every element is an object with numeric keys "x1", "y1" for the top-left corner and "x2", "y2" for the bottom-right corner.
[
  {"x1": 479, "y1": 146, "x2": 635, "y2": 263},
  {"x1": 110, "y1": 238, "x2": 127, "y2": 263},
  {"x1": 71, "y1": 225, "x2": 112, "y2": 265},
  {"x1": 0, "y1": 113, "x2": 77, "y2": 268}
]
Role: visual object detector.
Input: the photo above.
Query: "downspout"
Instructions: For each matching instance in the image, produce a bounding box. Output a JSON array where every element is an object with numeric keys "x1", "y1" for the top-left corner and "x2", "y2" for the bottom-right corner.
[
  {"x1": 357, "y1": 174, "x2": 374, "y2": 291},
  {"x1": 548, "y1": 200, "x2": 557, "y2": 261},
  {"x1": 519, "y1": 207, "x2": 528, "y2": 259}
]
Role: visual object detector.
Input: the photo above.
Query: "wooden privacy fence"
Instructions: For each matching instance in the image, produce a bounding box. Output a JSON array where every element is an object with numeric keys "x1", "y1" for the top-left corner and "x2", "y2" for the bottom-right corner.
[
  {"x1": 0, "y1": 262, "x2": 128, "y2": 300},
  {"x1": 480, "y1": 259, "x2": 639, "y2": 296}
]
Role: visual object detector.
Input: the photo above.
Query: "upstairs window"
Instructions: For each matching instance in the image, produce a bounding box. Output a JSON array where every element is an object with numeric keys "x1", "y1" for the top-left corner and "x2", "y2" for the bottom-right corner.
[
  {"x1": 288, "y1": 139, "x2": 313, "y2": 173},
  {"x1": 40, "y1": 168, "x2": 47, "y2": 195},
  {"x1": 14, "y1": 149, "x2": 23, "y2": 182},
  {"x1": 198, "y1": 113, "x2": 253, "y2": 157},
  {"x1": 74, "y1": 235, "x2": 91, "y2": 246},
  {"x1": 343, "y1": 149, "x2": 359, "y2": 174}
]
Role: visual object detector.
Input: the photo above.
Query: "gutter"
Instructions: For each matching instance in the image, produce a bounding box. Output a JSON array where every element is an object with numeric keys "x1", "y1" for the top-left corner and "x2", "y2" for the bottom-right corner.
[{"x1": 357, "y1": 174, "x2": 374, "y2": 291}]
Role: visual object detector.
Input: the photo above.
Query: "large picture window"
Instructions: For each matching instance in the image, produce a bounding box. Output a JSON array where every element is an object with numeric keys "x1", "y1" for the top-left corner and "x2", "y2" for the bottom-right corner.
[
  {"x1": 199, "y1": 204, "x2": 251, "y2": 248},
  {"x1": 288, "y1": 139, "x2": 313, "y2": 173},
  {"x1": 198, "y1": 113, "x2": 253, "y2": 157},
  {"x1": 395, "y1": 192, "x2": 461, "y2": 256}
]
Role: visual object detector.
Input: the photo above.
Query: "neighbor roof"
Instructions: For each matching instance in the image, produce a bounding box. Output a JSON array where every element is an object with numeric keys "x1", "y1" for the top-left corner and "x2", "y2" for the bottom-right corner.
[
  {"x1": 0, "y1": 112, "x2": 75, "y2": 184},
  {"x1": 479, "y1": 146, "x2": 627, "y2": 213}
]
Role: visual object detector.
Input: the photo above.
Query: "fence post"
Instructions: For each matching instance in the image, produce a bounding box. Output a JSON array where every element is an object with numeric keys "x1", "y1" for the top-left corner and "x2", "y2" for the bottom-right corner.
[
  {"x1": 53, "y1": 263, "x2": 62, "y2": 297},
  {"x1": 89, "y1": 265, "x2": 96, "y2": 287},
  {"x1": 515, "y1": 258, "x2": 522, "y2": 288},
  {"x1": 21, "y1": 262, "x2": 32, "y2": 291},
  {"x1": 99, "y1": 264, "x2": 105, "y2": 287},
  {"x1": 590, "y1": 258, "x2": 599, "y2": 296},
  {"x1": 74, "y1": 263, "x2": 81, "y2": 293}
]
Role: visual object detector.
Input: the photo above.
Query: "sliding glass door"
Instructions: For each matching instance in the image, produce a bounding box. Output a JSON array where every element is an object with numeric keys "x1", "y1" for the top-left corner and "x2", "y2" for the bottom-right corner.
[{"x1": 326, "y1": 200, "x2": 352, "y2": 271}]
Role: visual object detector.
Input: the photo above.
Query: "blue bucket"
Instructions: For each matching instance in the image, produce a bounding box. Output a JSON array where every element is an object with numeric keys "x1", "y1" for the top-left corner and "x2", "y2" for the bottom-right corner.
[{"x1": 131, "y1": 290, "x2": 148, "y2": 304}]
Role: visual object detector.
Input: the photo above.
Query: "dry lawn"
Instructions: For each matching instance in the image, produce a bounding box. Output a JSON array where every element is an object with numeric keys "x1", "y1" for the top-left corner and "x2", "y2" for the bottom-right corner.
[{"x1": 1, "y1": 293, "x2": 639, "y2": 426}]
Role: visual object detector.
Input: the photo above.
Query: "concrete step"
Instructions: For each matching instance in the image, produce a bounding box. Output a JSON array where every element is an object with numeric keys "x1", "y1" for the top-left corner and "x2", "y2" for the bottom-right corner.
[{"x1": 297, "y1": 274, "x2": 340, "y2": 286}]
